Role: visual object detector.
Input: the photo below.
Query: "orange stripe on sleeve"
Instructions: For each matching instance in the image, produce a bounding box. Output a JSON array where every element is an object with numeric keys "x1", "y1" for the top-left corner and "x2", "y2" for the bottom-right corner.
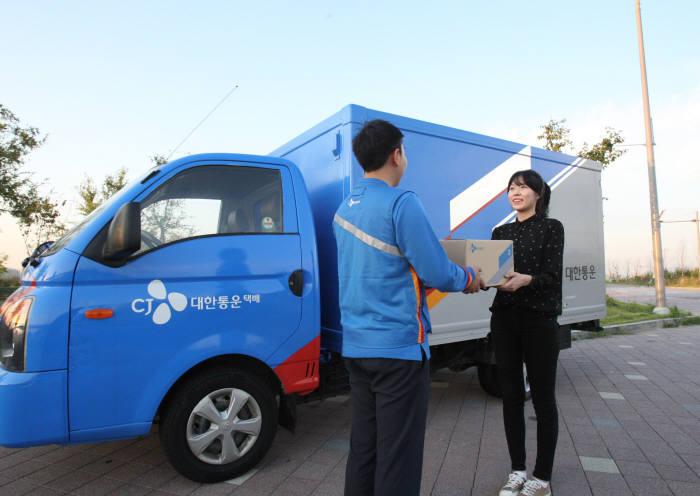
[
  {"x1": 409, "y1": 267, "x2": 425, "y2": 344},
  {"x1": 463, "y1": 265, "x2": 472, "y2": 289}
]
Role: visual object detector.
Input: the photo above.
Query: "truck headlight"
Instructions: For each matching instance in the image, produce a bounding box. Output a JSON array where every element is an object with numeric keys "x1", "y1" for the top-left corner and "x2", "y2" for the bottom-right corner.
[{"x1": 0, "y1": 297, "x2": 33, "y2": 372}]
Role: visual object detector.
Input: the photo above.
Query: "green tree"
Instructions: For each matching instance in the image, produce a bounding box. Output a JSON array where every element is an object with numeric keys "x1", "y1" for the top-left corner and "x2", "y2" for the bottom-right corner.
[
  {"x1": 77, "y1": 176, "x2": 100, "y2": 216},
  {"x1": 537, "y1": 119, "x2": 573, "y2": 153},
  {"x1": 76, "y1": 153, "x2": 164, "y2": 221},
  {"x1": 77, "y1": 167, "x2": 128, "y2": 215},
  {"x1": 151, "y1": 154, "x2": 168, "y2": 167},
  {"x1": 1, "y1": 104, "x2": 65, "y2": 253},
  {"x1": 102, "y1": 167, "x2": 128, "y2": 199},
  {"x1": 538, "y1": 119, "x2": 627, "y2": 168},
  {"x1": 19, "y1": 196, "x2": 66, "y2": 256},
  {"x1": 578, "y1": 127, "x2": 626, "y2": 166}
]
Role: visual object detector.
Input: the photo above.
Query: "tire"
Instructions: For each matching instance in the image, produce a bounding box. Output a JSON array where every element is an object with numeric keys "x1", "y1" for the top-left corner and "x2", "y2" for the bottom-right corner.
[
  {"x1": 159, "y1": 368, "x2": 278, "y2": 483},
  {"x1": 477, "y1": 363, "x2": 531, "y2": 401}
]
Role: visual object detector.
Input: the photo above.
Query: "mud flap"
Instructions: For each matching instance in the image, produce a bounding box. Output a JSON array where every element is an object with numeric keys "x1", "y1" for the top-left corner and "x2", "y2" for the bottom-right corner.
[
  {"x1": 558, "y1": 324, "x2": 572, "y2": 350},
  {"x1": 279, "y1": 393, "x2": 297, "y2": 433}
]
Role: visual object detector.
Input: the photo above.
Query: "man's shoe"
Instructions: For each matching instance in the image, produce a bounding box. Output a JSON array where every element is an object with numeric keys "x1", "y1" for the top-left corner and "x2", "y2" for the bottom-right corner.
[
  {"x1": 518, "y1": 479, "x2": 552, "y2": 496},
  {"x1": 499, "y1": 472, "x2": 527, "y2": 496}
]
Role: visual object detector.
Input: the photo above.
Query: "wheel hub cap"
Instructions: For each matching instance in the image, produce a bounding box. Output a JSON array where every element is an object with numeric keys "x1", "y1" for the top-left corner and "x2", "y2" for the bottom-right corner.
[{"x1": 186, "y1": 387, "x2": 263, "y2": 465}]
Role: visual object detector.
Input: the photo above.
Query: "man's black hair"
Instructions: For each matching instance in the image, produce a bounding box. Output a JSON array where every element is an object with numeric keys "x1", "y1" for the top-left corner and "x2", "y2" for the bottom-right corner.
[
  {"x1": 507, "y1": 169, "x2": 551, "y2": 217},
  {"x1": 352, "y1": 119, "x2": 404, "y2": 173}
]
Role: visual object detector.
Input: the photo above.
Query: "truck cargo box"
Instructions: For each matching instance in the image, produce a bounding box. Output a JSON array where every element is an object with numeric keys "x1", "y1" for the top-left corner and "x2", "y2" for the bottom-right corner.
[{"x1": 272, "y1": 105, "x2": 605, "y2": 352}]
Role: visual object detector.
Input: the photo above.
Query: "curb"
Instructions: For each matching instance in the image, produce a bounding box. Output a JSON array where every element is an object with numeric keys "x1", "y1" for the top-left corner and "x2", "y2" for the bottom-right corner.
[{"x1": 572, "y1": 316, "x2": 700, "y2": 339}]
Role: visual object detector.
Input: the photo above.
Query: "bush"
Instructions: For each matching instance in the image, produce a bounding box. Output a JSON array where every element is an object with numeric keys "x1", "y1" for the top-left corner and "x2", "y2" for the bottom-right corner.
[{"x1": 0, "y1": 276, "x2": 21, "y2": 301}]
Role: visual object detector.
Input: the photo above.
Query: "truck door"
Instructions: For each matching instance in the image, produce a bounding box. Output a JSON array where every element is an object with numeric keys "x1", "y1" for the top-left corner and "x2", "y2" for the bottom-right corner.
[{"x1": 68, "y1": 162, "x2": 302, "y2": 434}]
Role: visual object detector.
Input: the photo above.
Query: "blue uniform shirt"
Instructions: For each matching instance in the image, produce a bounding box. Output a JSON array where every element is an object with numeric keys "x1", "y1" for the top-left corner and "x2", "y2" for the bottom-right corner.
[{"x1": 333, "y1": 178, "x2": 473, "y2": 361}]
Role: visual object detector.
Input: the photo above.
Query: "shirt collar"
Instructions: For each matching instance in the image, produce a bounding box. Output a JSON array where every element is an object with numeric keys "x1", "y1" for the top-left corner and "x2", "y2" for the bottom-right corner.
[
  {"x1": 359, "y1": 177, "x2": 391, "y2": 187},
  {"x1": 515, "y1": 213, "x2": 543, "y2": 225}
]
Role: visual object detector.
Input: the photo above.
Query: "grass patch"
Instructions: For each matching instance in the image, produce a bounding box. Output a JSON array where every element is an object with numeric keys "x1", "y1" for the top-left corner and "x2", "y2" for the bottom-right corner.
[
  {"x1": 600, "y1": 296, "x2": 691, "y2": 326},
  {"x1": 663, "y1": 315, "x2": 700, "y2": 328},
  {"x1": 608, "y1": 268, "x2": 699, "y2": 288},
  {"x1": 573, "y1": 297, "x2": 698, "y2": 341}
]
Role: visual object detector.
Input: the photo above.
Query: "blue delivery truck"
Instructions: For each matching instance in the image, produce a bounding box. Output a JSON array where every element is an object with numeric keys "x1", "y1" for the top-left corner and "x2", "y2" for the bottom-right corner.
[{"x1": 0, "y1": 105, "x2": 605, "y2": 482}]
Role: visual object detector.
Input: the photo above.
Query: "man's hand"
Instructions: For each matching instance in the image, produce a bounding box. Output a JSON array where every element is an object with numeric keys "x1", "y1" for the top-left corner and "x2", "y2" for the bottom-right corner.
[
  {"x1": 495, "y1": 271, "x2": 532, "y2": 292},
  {"x1": 463, "y1": 266, "x2": 485, "y2": 294}
]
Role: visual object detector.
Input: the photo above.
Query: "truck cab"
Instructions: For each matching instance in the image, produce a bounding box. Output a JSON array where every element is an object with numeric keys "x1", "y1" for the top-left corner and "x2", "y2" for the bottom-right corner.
[{"x1": 0, "y1": 153, "x2": 320, "y2": 482}]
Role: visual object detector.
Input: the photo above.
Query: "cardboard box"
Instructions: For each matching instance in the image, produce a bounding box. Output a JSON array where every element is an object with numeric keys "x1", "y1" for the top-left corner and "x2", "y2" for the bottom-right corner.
[{"x1": 440, "y1": 239, "x2": 514, "y2": 287}]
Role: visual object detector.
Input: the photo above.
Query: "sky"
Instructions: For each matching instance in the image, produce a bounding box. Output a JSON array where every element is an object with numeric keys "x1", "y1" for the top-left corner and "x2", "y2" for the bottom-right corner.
[{"x1": 2, "y1": 0, "x2": 699, "y2": 275}]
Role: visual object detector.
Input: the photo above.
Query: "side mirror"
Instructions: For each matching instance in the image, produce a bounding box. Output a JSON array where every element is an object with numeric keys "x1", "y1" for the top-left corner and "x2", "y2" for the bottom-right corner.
[
  {"x1": 21, "y1": 241, "x2": 54, "y2": 269},
  {"x1": 103, "y1": 202, "x2": 141, "y2": 260},
  {"x1": 32, "y1": 241, "x2": 53, "y2": 258}
]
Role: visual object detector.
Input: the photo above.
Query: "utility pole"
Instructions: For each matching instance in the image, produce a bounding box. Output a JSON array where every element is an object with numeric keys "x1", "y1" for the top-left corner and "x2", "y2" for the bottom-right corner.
[{"x1": 635, "y1": 0, "x2": 669, "y2": 314}]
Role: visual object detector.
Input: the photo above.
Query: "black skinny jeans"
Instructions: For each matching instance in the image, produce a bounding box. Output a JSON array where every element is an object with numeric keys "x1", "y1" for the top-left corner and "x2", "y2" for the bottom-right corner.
[{"x1": 491, "y1": 309, "x2": 559, "y2": 481}]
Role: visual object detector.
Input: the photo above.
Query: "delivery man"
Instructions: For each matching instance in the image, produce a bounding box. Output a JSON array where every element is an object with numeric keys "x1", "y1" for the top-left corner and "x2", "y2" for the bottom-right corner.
[{"x1": 333, "y1": 119, "x2": 485, "y2": 496}]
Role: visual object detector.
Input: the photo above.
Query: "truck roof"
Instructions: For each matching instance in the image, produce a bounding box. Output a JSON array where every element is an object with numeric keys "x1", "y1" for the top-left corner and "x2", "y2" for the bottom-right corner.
[{"x1": 271, "y1": 104, "x2": 588, "y2": 169}]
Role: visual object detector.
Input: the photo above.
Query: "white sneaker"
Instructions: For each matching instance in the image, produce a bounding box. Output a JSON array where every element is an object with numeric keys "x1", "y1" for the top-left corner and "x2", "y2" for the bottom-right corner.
[
  {"x1": 519, "y1": 479, "x2": 551, "y2": 496},
  {"x1": 499, "y1": 472, "x2": 527, "y2": 496}
]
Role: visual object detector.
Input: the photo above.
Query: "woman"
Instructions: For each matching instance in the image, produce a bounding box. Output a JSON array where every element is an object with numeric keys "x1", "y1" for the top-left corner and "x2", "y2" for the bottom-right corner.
[{"x1": 491, "y1": 170, "x2": 564, "y2": 496}]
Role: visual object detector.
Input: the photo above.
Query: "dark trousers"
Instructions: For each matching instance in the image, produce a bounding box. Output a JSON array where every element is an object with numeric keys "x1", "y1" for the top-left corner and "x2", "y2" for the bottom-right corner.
[
  {"x1": 343, "y1": 353, "x2": 430, "y2": 496},
  {"x1": 491, "y1": 310, "x2": 559, "y2": 481}
]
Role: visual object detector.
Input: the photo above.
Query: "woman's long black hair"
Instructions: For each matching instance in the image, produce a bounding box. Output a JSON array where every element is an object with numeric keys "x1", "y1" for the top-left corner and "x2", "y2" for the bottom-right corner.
[{"x1": 507, "y1": 169, "x2": 551, "y2": 217}]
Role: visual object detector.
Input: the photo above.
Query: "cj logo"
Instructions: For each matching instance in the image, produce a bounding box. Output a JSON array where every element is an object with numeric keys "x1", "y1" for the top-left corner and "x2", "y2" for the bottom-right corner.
[
  {"x1": 131, "y1": 280, "x2": 187, "y2": 325},
  {"x1": 470, "y1": 243, "x2": 484, "y2": 253}
]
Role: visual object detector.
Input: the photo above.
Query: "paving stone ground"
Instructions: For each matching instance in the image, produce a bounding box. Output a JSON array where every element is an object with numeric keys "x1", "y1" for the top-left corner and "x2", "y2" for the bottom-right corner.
[{"x1": 1, "y1": 325, "x2": 698, "y2": 495}]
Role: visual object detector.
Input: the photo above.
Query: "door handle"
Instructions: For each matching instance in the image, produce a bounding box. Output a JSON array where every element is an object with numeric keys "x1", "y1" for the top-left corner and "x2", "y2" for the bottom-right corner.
[{"x1": 288, "y1": 270, "x2": 304, "y2": 297}]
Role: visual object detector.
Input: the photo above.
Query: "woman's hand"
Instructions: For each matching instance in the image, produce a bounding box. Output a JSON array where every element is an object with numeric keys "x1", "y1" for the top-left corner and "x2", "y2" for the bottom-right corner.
[{"x1": 495, "y1": 271, "x2": 532, "y2": 292}]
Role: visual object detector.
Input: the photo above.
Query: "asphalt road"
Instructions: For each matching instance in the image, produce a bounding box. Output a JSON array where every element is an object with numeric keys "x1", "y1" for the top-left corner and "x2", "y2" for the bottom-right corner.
[{"x1": 606, "y1": 284, "x2": 700, "y2": 315}]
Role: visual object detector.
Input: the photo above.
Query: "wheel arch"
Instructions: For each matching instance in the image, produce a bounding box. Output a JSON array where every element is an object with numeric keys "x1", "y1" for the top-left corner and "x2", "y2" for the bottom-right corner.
[{"x1": 155, "y1": 354, "x2": 283, "y2": 421}]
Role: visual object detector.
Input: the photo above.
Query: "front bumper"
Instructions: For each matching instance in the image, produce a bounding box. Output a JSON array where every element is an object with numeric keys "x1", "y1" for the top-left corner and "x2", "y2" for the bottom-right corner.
[{"x1": 0, "y1": 369, "x2": 68, "y2": 447}]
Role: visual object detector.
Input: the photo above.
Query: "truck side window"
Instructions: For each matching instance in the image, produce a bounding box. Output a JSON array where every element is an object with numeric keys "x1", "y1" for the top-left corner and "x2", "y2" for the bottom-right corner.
[
  {"x1": 136, "y1": 165, "x2": 283, "y2": 254},
  {"x1": 140, "y1": 198, "x2": 219, "y2": 250}
]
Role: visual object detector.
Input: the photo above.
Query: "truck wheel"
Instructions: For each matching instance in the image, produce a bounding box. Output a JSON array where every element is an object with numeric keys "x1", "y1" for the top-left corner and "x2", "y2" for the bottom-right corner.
[
  {"x1": 160, "y1": 369, "x2": 278, "y2": 483},
  {"x1": 477, "y1": 363, "x2": 531, "y2": 401}
]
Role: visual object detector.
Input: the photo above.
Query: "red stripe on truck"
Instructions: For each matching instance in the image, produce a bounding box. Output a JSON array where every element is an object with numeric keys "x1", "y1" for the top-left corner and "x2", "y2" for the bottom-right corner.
[{"x1": 273, "y1": 334, "x2": 321, "y2": 396}]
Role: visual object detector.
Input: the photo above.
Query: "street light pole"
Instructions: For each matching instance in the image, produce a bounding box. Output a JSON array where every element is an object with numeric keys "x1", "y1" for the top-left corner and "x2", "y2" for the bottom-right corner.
[
  {"x1": 696, "y1": 210, "x2": 700, "y2": 273},
  {"x1": 635, "y1": 0, "x2": 669, "y2": 314},
  {"x1": 658, "y1": 210, "x2": 700, "y2": 274}
]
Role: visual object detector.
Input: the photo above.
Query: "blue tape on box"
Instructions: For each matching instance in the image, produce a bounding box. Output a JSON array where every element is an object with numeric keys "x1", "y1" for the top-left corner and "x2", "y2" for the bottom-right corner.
[{"x1": 487, "y1": 245, "x2": 514, "y2": 285}]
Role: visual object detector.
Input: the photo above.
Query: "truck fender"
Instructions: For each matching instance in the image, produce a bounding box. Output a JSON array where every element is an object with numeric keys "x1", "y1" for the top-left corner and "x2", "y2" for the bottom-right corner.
[{"x1": 136, "y1": 338, "x2": 274, "y2": 424}]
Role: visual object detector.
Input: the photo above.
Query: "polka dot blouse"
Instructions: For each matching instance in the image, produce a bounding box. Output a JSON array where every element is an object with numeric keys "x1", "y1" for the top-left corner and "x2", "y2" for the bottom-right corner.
[{"x1": 490, "y1": 214, "x2": 565, "y2": 316}]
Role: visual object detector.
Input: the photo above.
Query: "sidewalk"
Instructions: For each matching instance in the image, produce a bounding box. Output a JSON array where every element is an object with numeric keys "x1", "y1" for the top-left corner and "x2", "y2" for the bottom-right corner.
[{"x1": 0, "y1": 325, "x2": 698, "y2": 495}]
